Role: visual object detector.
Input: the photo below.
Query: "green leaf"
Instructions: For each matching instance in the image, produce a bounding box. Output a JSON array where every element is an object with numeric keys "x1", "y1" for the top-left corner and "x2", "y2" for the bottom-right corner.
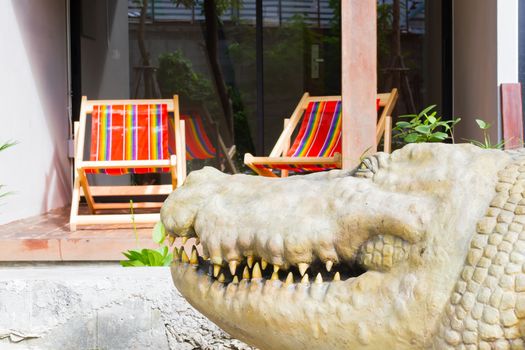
[
  {"x1": 418, "y1": 104, "x2": 436, "y2": 118},
  {"x1": 475, "y1": 119, "x2": 490, "y2": 130},
  {"x1": 152, "y1": 222, "x2": 166, "y2": 245},
  {"x1": 464, "y1": 138, "x2": 485, "y2": 148},
  {"x1": 0, "y1": 140, "x2": 17, "y2": 152},
  {"x1": 404, "y1": 133, "x2": 420, "y2": 143},
  {"x1": 432, "y1": 132, "x2": 449, "y2": 140},
  {"x1": 428, "y1": 134, "x2": 447, "y2": 142},
  {"x1": 123, "y1": 250, "x2": 144, "y2": 261},
  {"x1": 427, "y1": 115, "x2": 437, "y2": 124},
  {"x1": 395, "y1": 121, "x2": 411, "y2": 128},
  {"x1": 415, "y1": 125, "x2": 431, "y2": 134},
  {"x1": 127, "y1": 260, "x2": 147, "y2": 267},
  {"x1": 163, "y1": 253, "x2": 174, "y2": 266}
]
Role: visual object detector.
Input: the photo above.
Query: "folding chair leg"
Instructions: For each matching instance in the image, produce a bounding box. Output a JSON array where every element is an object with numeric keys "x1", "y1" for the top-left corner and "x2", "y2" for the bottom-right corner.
[
  {"x1": 281, "y1": 118, "x2": 291, "y2": 178},
  {"x1": 384, "y1": 116, "x2": 392, "y2": 153},
  {"x1": 243, "y1": 153, "x2": 274, "y2": 177},
  {"x1": 78, "y1": 169, "x2": 95, "y2": 213},
  {"x1": 69, "y1": 176, "x2": 81, "y2": 231}
]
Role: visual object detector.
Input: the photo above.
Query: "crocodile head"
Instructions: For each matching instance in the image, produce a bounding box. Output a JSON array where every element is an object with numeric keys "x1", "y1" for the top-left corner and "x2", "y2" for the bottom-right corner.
[{"x1": 161, "y1": 144, "x2": 512, "y2": 349}]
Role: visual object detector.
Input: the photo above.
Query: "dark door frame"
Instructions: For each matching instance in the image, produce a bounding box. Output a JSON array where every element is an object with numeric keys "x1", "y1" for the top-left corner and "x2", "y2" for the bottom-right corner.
[
  {"x1": 442, "y1": 0, "x2": 453, "y2": 121},
  {"x1": 70, "y1": 0, "x2": 82, "y2": 123}
]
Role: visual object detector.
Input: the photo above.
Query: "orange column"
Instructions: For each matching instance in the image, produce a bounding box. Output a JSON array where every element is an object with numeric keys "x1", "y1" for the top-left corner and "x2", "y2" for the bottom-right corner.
[{"x1": 341, "y1": 0, "x2": 377, "y2": 169}]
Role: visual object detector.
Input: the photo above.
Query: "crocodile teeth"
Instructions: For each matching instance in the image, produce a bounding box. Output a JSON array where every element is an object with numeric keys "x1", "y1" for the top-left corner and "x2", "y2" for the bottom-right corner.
[
  {"x1": 181, "y1": 249, "x2": 190, "y2": 263},
  {"x1": 218, "y1": 273, "x2": 225, "y2": 283},
  {"x1": 260, "y1": 259, "x2": 268, "y2": 270},
  {"x1": 190, "y1": 246, "x2": 199, "y2": 265},
  {"x1": 213, "y1": 264, "x2": 221, "y2": 277},
  {"x1": 285, "y1": 272, "x2": 294, "y2": 285},
  {"x1": 173, "y1": 247, "x2": 181, "y2": 261},
  {"x1": 229, "y1": 261, "x2": 238, "y2": 275},
  {"x1": 181, "y1": 237, "x2": 188, "y2": 244},
  {"x1": 314, "y1": 273, "x2": 323, "y2": 284},
  {"x1": 232, "y1": 276, "x2": 239, "y2": 284},
  {"x1": 252, "y1": 263, "x2": 262, "y2": 279},
  {"x1": 273, "y1": 265, "x2": 280, "y2": 273},
  {"x1": 246, "y1": 256, "x2": 254, "y2": 268},
  {"x1": 301, "y1": 273, "x2": 309, "y2": 284},
  {"x1": 325, "y1": 260, "x2": 333, "y2": 272},
  {"x1": 333, "y1": 272, "x2": 341, "y2": 281},
  {"x1": 270, "y1": 271, "x2": 279, "y2": 281},
  {"x1": 242, "y1": 266, "x2": 251, "y2": 280},
  {"x1": 167, "y1": 235, "x2": 175, "y2": 246},
  {"x1": 298, "y1": 263, "x2": 309, "y2": 276}
]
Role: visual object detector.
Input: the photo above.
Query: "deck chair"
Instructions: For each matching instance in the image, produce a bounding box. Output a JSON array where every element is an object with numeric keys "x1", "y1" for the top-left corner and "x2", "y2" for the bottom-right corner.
[
  {"x1": 244, "y1": 89, "x2": 398, "y2": 177},
  {"x1": 69, "y1": 96, "x2": 186, "y2": 230},
  {"x1": 176, "y1": 108, "x2": 238, "y2": 173}
]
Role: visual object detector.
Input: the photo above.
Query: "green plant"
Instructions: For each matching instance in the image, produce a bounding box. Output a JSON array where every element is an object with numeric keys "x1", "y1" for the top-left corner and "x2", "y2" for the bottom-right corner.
[
  {"x1": 120, "y1": 202, "x2": 173, "y2": 267},
  {"x1": 393, "y1": 105, "x2": 461, "y2": 144},
  {"x1": 466, "y1": 119, "x2": 506, "y2": 149},
  {"x1": 0, "y1": 141, "x2": 17, "y2": 200},
  {"x1": 157, "y1": 51, "x2": 216, "y2": 107}
]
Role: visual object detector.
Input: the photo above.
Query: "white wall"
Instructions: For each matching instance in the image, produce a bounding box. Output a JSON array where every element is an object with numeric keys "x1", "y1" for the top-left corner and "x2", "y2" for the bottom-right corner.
[
  {"x1": 0, "y1": 0, "x2": 70, "y2": 224},
  {"x1": 453, "y1": 0, "x2": 519, "y2": 142}
]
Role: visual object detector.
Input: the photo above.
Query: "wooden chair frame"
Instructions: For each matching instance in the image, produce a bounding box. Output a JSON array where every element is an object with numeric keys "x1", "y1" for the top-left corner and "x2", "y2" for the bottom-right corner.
[
  {"x1": 244, "y1": 89, "x2": 398, "y2": 177},
  {"x1": 69, "y1": 95, "x2": 186, "y2": 230}
]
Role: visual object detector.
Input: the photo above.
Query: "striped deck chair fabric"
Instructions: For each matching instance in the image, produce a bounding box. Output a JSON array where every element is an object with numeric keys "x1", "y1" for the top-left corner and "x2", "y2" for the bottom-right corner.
[
  {"x1": 265, "y1": 100, "x2": 343, "y2": 172},
  {"x1": 245, "y1": 91, "x2": 397, "y2": 177},
  {"x1": 87, "y1": 104, "x2": 170, "y2": 175},
  {"x1": 252, "y1": 98, "x2": 380, "y2": 173},
  {"x1": 168, "y1": 112, "x2": 217, "y2": 160}
]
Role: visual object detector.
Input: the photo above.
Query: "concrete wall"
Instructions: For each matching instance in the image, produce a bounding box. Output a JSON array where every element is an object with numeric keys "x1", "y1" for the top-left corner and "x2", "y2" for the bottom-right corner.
[
  {"x1": 0, "y1": 264, "x2": 253, "y2": 350},
  {"x1": 453, "y1": 0, "x2": 519, "y2": 143},
  {"x1": 0, "y1": 0, "x2": 71, "y2": 225}
]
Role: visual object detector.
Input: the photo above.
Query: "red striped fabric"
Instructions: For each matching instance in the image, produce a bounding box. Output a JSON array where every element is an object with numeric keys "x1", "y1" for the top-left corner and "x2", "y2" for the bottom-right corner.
[
  {"x1": 168, "y1": 112, "x2": 217, "y2": 160},
  {"x1": 86, "y1": 104, "x2": 170, "y2": 175},
  {"x1": 286, "y1": 100, "x2": 342, "y2": 158},
  {"x1": 253, "y1": 98, "x2": 380, "y2": 173},
  {"x1": 253, "y1": 162, "x2": 340, "y2": 173}
]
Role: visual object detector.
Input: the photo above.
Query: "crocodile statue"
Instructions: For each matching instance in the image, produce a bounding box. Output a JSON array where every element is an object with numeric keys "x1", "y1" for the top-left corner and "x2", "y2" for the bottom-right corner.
[{"x1": 161, "y1": 143, "x2": 525, "y2": 349}]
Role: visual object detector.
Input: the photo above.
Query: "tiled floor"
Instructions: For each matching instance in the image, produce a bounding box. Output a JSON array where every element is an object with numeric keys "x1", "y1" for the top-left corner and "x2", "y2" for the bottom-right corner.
[{"x1": 0, "y1": 207, "x2": 194, "y2": 261}]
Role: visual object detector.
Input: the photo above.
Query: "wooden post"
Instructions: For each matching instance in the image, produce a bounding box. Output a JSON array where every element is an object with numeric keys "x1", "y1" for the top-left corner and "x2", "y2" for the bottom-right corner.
[{"x1": 341, "y1": 1, "x2": 377, "y2": 169}]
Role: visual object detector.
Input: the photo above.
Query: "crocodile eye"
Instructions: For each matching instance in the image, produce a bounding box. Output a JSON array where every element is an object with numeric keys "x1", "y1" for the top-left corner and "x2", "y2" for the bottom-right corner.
[
  {"x1": 354, "y1": 153, "x2": 390, "y2": 179},
  {"x1": 357, "y1": 235, "x2": 410, "y2": 271}
]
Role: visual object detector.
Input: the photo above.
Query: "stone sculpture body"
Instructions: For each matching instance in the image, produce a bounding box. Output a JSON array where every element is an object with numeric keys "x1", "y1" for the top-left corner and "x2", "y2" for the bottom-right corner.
[{"x1": 161, "y1": 143, "x2": 525, "y2": 349}]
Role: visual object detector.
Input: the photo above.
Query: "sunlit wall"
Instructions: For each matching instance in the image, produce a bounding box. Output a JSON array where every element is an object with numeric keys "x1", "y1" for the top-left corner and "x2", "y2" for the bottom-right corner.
[{"x1": 0, "y1": 0, "x2": 70, "y2": 225}]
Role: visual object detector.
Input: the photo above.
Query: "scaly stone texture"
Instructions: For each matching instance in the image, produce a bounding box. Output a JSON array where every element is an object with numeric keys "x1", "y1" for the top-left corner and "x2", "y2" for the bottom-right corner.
[
  {"x1": 162, "y1": 144, "x2": 525, "y2": 349},
  {"x1": 0, "y1": 264, "x2": 253, "y2": 350},
  {"x1": 433, "y1": 150, "x2": 525, "y2": 349}
]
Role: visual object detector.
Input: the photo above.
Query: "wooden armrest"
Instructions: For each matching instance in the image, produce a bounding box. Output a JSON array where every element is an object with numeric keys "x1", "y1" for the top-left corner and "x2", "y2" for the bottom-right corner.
[
  {"x1": 247, "y1": 155, "x2": 341, "y2": 165},
  {"x1": 78, "y1": 159, "x2": 175, "y2": 169}
]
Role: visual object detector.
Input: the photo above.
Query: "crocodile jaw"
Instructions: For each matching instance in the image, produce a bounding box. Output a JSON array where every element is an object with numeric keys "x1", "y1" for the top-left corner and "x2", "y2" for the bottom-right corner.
[{"x1": 172, "y1": 262, "x2": 444, "y2": 349}]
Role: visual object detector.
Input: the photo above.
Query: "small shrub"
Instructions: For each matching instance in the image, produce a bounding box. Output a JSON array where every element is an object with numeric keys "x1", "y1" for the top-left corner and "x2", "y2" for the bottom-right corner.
[
  {"x1": 120, "y1": 203, "x2": 174, "y2": 267},
  {"x1": 0, "y1": 141, "x2": 17, "y2": 200},
  {"x1": 393, "y1": 105, "x2": 461, "y2": 144},
  {"x1": 466, "y1": 119, "x2": 507, "y2": 149}
]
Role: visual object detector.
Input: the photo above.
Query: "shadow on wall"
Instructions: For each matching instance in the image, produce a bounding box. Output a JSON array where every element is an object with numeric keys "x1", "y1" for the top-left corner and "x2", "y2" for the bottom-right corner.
[{"x1": 10, "y1": 0, "x2": 71, "y2": 215}]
